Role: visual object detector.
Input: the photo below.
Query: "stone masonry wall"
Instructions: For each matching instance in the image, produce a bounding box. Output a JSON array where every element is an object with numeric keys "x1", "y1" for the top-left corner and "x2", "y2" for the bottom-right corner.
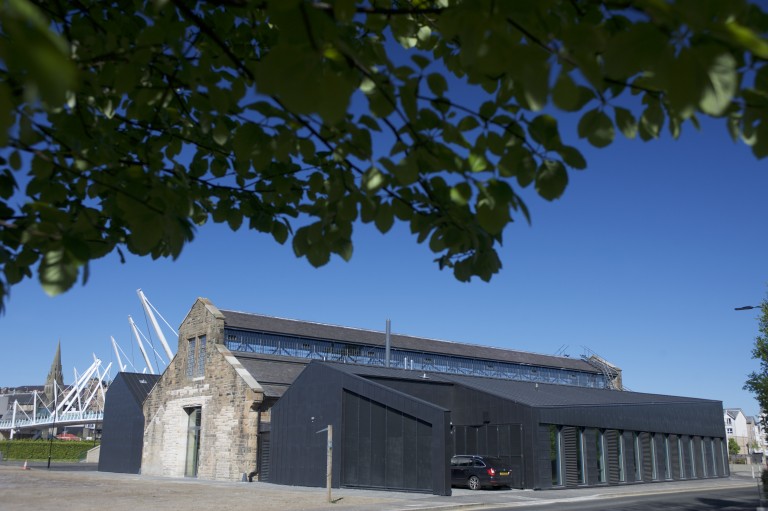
[{"x1": 142, "y1": 298, "x2": 263, "y2": 481}]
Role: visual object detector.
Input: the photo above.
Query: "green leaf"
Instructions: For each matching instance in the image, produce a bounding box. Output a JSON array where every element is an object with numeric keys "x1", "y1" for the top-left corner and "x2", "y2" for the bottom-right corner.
[
  {"x1": 552, "y1": 73, "x2": 593, "y2": 112},
  {"x1": 528, "y1": 114, "x2": 560, "y2": 150},
  {"x1": 411, "y1": 55, "x2": 431, "y2": 69},
  {"x1": 272, "y1": 221, "x2": 289, "y2": 244},
  {"x1": 458, "y1": 116, "x2": 480, "y2": 132},
  {"x1": 557, "y1": 146, "x2": 587, "y2": 170},
  {"x1": 535, "y1": 160, "x2": 568, "y2": 201},
  {"x1": 752, "y1": 121, "x2": 768, "y2": 160},
  {"x1": 476, "y1": 199, "x2": 510, "y2": 235},
  {"x1": 358, "y1": 114, "x2": 382, "y2": 132},
  {"x1": 468, "y1": 153, "x2": 488, "y2": 172},
  {"x1": 401, "y1": 78, "x2": 419, "y2": 121},
  {"x1": 39, "y1": 249, "x2": 79, "y2": 297},
  {"x1": 698, "y1": 49, "x2": 738, "y2": 116},
  {"x1": 9, "y1": 151, "x2": 21, "y2": 171},
  {"x1": 723, "y1": 20, "x2": 768, "y2": 59},
  {"x1": 333, "y1": 0, "x2": 356, "y2": 23},
  {"x1": 577, "y1": 109, "x2": 615, "y2": 148},
  {"x1": 603, "y1": 23, "x2": 669, "y2": 80},
  {"x1": 450, "y1": 183, "x2": 472, "y2": 206},
  {"x1": 427, "y1": 73, "x2": 448, "y2": 96},
  {"x1": 213, "y1": 122, "x2": 229, "y2": 146},
  {"x1": 614, "y1": 107, "x2": 638, "y2": 139},
  {"x1": 374, "y1": 203, "x2": 394, "y2": 233},
  {"x1": 639, "y1": 101, "x2": 665, "y2": 140}
]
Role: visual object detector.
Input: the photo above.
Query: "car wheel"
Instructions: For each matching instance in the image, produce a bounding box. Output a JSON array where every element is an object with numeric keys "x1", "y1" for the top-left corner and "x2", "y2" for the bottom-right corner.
[{"x1": 468, "y1": 475, "x2": 481, "y2": 490}]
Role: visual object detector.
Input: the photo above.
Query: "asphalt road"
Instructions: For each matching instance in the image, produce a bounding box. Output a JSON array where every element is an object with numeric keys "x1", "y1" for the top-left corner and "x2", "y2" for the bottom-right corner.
[{"x1": 477, "y1": 486, "x2": 762, "y2": 511}]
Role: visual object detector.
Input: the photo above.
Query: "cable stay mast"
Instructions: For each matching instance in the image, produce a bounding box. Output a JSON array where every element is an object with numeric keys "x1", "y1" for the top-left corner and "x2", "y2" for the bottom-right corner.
[
  {"x1": 129, "y1": 315, "x2": 155, "y2": 374},
  {"x1": 137, "y1": 288, "x2": 175, "y2": 361}
]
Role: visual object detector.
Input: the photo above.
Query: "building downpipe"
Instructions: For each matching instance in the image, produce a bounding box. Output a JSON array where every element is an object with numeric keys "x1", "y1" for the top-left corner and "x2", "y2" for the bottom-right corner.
[{"x1": 385, "y1": 319, "x2": 391, "y2": 368}]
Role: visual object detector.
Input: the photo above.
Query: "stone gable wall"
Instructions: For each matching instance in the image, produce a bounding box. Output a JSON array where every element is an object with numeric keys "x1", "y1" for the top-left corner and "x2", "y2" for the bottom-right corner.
[{"x1": 142, "y1": 298, "x2": 263, "y2": 481}]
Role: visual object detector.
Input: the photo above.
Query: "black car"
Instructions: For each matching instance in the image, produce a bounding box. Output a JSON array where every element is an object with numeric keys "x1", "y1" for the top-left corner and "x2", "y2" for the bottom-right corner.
[{"x1": 450, "y1": 455, "x2": 512, "y2": 490}]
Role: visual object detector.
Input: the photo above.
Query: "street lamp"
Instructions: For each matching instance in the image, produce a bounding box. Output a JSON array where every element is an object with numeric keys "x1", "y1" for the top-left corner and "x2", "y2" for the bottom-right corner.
[{"x1": 735, "y1": 306, "x2": 762, "y2": 311}]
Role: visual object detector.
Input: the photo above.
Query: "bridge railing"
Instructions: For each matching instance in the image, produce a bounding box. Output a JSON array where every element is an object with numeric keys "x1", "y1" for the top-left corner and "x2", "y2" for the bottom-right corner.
[{"x1": 0, "y1": 411, "x2": 103, "y2": 430}]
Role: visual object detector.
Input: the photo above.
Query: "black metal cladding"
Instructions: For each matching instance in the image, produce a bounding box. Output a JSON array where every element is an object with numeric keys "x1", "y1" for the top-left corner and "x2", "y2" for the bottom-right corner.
[
  {"x1": 98, "y1": 372, "x2": 159, "y2": 474},
  {"x1": 342, "y1": 391, "x2": 433, "y2": 491},
  {"x1": 269, "y1": 362, "x2": 451, "y2": 496},
  {"x1": 268, "y1": 361, "x2": 726, "y2": 493}
]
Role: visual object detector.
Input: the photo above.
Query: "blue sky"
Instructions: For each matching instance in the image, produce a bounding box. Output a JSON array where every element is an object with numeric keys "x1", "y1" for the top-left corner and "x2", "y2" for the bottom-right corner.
[{"x1": 1, "y1": 114, "x2": 766, "y2": 415}]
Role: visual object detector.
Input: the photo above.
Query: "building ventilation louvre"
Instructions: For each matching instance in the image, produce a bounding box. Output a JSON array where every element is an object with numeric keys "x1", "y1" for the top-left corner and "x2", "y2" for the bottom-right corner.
[
  {"x1": 606, "y1": 430, "x2": 620, "y2": 484},
  {"x1": 562, "y1": 427, "x2": 579, "y2": 487}
]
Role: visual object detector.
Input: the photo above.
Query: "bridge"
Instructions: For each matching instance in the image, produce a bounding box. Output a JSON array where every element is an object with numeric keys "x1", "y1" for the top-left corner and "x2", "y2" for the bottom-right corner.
[{"x1": 0, "y1": 356, "x2": 110, "y2": 437}]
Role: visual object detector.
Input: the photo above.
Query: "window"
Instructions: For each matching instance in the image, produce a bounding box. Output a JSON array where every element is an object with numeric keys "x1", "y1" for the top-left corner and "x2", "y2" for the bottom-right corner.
[
  {"x1": 186, "y1": 338, "x2": 196, "y2": 378},
  {"x1": 690, "y1": 438, "x2": 697, "y2": 478},
  {"x1": 634, "y1": 432, "x2": 642, "y2": 481},
  {"x1": 596, "y1": 429, "x2": 606, "y2": 483},
  {"x1": 650, "y1": 434, "x2": 658, "y2": 480},
  {"x1": 727, "y1": 427, "x2": 733, "y2": 434},
  {"x1": 186, "y1": 335, "x2": 206, "y2": 379},
  {"x1": 184, "y1": 407, "x2": 202, "y2": 477},
  {"x1": 549, "y1": 425, "x2": 562, "y2": 486},
  {"x1": 663, "y1": 435, "x2": 671, "y2": 480},
  {"x1": 618, "y1": 431, "x2": 626, "y2": 482},
  {"x1": 678, "y1": 437, "x2": 685, "y2": 479},
  {"x1": 577, "y1": 428, "x2": 586, "y2": 484}
]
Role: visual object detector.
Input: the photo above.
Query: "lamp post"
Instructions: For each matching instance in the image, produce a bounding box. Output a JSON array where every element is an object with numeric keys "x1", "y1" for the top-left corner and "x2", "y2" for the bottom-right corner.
[
  {"x1": 735, "y1": 306, "x2": 762, "y2": 311},
  {"x1": 47, "y1": 381, "x2": 57, "y2": 469}
]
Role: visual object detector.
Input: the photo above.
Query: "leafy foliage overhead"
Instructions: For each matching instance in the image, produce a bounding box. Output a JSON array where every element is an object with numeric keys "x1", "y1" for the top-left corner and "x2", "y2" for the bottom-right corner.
[
  {"x1": 744, "y1": 299, "x2": 768, "y2": 420},
  {"x1": 1, "y1": 0, "x2": 767, "y2": 311}
]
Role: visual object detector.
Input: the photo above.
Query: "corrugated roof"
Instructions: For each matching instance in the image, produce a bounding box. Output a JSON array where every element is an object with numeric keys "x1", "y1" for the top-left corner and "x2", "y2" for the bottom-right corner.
[
  {"x1": 319, "y1": 362, "x2": 717, "y2": 408},
  {"x1": 221, "y1": 310, "x2": 599, "y2": 374}
]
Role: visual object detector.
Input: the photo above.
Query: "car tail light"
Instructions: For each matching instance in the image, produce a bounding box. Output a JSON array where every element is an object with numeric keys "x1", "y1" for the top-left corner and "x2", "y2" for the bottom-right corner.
[{"x1": 487, "y1": 468, "x2": 496, "y2": 476}]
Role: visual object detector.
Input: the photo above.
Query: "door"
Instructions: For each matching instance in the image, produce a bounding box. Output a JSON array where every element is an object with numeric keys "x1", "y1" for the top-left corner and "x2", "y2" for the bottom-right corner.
[{"x1": 184, "y1": 407, "x2": 201, "y2": 477}]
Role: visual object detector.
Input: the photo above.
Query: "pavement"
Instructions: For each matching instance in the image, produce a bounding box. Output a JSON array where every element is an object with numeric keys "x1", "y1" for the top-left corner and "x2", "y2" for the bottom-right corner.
[{"x1": 0, "y1": 460, "x2": 762, "y2": 511}]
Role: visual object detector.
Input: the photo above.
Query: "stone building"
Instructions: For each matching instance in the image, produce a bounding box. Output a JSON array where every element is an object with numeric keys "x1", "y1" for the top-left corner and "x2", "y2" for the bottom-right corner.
[
  {"x1": 140, "y1": 297, "x2": 726, "y2": 491},
  {"x1": 142, "y1": 299, "x2": 269, "y2": 479},
  {"x1": 141, "y1": 297, "x2": 615, "y2": 481}
]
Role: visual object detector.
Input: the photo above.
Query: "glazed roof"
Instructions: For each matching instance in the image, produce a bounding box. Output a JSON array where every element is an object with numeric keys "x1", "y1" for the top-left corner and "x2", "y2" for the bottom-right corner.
[{"x1": 221, "y1": 309, "x2": 600, "y2": 374}]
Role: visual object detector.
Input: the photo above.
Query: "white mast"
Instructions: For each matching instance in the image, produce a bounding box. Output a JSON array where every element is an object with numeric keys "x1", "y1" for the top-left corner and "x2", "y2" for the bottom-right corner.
[
  {"x1": 129, "y1": 315, "x2": 155, "y2": 374},
  {"x1": 110, "y1": 336, "x2": 127, "y2": 372},
  {"x1": 137, "y1": 289, "x2": 174, "y2": 361}
]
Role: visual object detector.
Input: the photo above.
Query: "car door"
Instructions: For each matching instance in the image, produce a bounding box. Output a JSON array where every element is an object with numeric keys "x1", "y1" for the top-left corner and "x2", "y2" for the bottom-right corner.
[{"x1": 450, "y1": 456, "x2": 471, "y2": 485}]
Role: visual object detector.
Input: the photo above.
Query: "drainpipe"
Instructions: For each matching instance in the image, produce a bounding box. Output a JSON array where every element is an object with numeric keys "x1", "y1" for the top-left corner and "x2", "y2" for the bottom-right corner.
[{"x1": 385, "y1": 319, "x2": 391, "y2": 368}]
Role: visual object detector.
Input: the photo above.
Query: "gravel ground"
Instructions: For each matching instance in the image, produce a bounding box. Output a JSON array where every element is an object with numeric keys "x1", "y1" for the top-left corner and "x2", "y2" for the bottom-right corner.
[{"x1": 0, "y1": 463, "x2": 421, "y2": 511}]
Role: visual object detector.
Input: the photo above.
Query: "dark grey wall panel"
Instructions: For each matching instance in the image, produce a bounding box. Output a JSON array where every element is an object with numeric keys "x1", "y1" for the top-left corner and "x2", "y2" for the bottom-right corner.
[
  {"x1": 538, "y1": 401, "x2": 724, "y2": 437},
  {"x1": 270, "y1": 362, "x2": 451, "y2": 495},
  {"x1": 98, "y1": 373, "x2": 158, "y2": 474}
]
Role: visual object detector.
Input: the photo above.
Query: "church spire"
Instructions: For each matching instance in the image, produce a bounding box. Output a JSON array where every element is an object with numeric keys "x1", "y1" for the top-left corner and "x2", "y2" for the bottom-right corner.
[{"x1": 44, "y1": 341, "x2": 63, "y2": 403}]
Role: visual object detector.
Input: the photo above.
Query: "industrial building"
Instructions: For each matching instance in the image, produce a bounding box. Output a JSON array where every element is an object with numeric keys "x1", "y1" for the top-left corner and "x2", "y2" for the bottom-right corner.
[{"x1": 123, "y1": 298, "x2": 726, "y2": 494}]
